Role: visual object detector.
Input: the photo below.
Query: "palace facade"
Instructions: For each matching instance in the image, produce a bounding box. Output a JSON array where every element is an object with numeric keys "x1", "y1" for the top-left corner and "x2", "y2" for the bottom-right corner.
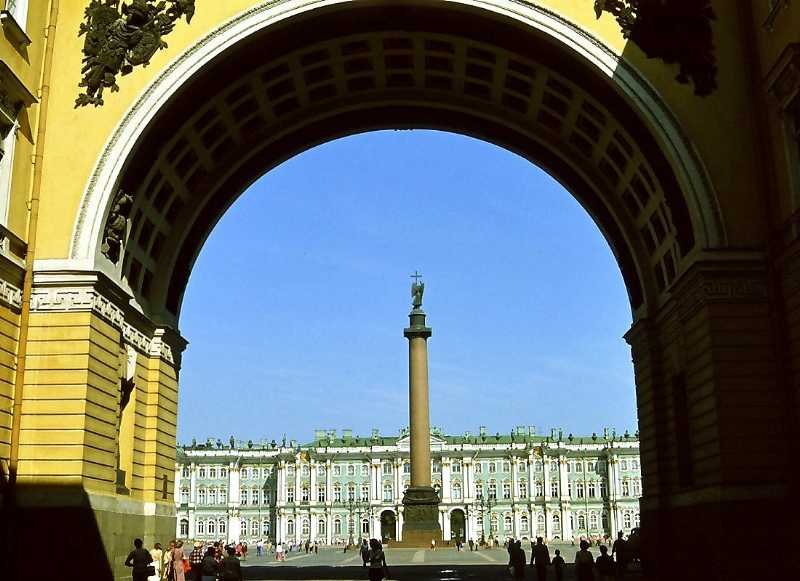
[{"x1": 175, "y1": 427, "x2": 642, "y2": 544}]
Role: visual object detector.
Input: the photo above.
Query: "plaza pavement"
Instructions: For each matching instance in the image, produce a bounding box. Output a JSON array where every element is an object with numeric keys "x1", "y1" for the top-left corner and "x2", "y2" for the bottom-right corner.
[{"x1": 239, "y1": 543, "x2": 646, "y2": 580}]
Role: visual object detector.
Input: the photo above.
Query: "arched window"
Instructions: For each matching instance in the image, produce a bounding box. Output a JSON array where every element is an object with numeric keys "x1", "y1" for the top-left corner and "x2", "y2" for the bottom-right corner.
[
  {"x1": 317, "y1": 465, "x2": 326, "y2": 478},
  {"x1": 197, "y1": 519, "x2": 205, "y2": 535},
  {"x1": 623, "y1": 512, "x2": 632, "y2": 529},
  {"x1": 334, "y1": 484, "x2": 342, "y2": 502},
  {"x1": 208, "y1": 519, "x2": 216, "y2": 535},
  {"x1": 302, "y1": 519, "x2": 310, "y2": 536},
  {"x1": 488, "y1": 481, "x2": 497, "y2": 499},
  {"x1": 262, "y1": 520, "x2": 270, "y2": 536},
  {"x1": 334, "y1": 518, "x2": 342, "y2": 535},
  {"x1": 318, "y1": 519, "x2": 326, "y2": 535},
  {"x1": 347, "y1": 464, "x2": 355, "y2": 477},
  {"x1": 537, "y1": 513, "x2": 545, "y2": 532},
  {"x1": 209, "y1": 488, "x2": 217, "y2": 505},
  {"x1": 301, "y1": 486, "x2": 309, "y2": 502},
  {"x1": 383, "y1": 462, "x2": 392, "y2": 475},
  {"x1": 199, "y1": 467, "x2": 206, "y2": 478},
  {"x1": 518, "y1": 480, "x2": 527, "y2": 499},
  {"x1": 588, "y1": 481, "x2": 597, "y2": 498},
  {"x1": 535, "y1": 460, "x2": 543, "y2": 472},
  {"x1": 251, "y1": 520, "x2": 258, "y2": 536},
  {"x1": 252, "y1": 488, "x2": 261, "y2": 505},
  {"x1": 220, "y1": 467, "x2": 227, "y2": 478},
  {"x1": 179, "y1": 519, "x2": 189, "y2": 536},
  {"x1": 383, "y1": 483, "x2": 393, "y2": 501},
  {"x1": 590, "y1": 512, "x2": 598, "y2": 529},
  {"x1": 361, "y1": 519, "x2": 370, "y2": 534},
  {"x1": 302, "y1": 465, "x2": 310, "y2": 477},
  {"x1": 577, "y1": 514, "x2": 586, "y2": 531},
  {"x1": 474, "y1": 462, "x2": 482, "y2": 474},
  {"x1": 181, "y1": 467, "x2": 190, "y2": 478},
  {"x1": 241, "y1": 519, "x2": 247, "y2": 536},
  {"x1": 488, "y1": 462, "x2": 496, "y2": 473},
  {"x1": 287, "y1": 519, "x2": 295, "y2": 535},
  {"x1": 504, "y1": 515, "x2": 512, "y2": 530},
  {"x1": 520, "y1": 514, "x2": 529, "y2": 532},
  {"x1": 535, "y1": 481, "x2": 543, "y2": 497},
  {"x1": 552, "y1": 514, "x2": 561, "y2": 531},
  {"x1": 403, "y1": 462, "x2": 410, "y2": 474},
  {"x1": 621, "y1": 460, "x2": 628, "y2": 470},
  {"x1": 180, "y1": 488, "x2": 189, "y2": 503},
  {"x1": 476, "y1": 483, "x2": 484, "y2": 499},
  {"x1": 361, "y1": 464, "x2": 369, "y2": 477},
  {"x1": 632, "y1": 460, "x2": 639, "y2": 470},
  {"x1": 209, "y1": 467, "x2": 216, "y2": 478},
  {"x1": 452, "y1": 482, "x2": 462, "y2": 500},
  {"x1": 634, "y1": 513, "x2": 640, "y2": 527},
  {"x1": 198, "y1": 488, "x2": 206, "y2": 504},
  {"x1": 622, "y1": 480, "x2": 630, "y2": 496},
  {"x1": 219, "y1": 519, "x2": 227, "y2": 534}
]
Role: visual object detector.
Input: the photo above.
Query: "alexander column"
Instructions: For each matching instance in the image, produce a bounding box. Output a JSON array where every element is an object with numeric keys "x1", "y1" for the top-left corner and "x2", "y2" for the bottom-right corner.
[{"x1": 401, "y1": 272, "x2": 442, "y2": 545}]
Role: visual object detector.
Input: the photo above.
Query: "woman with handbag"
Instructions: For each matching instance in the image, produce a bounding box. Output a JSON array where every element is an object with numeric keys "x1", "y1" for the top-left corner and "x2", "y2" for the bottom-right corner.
[
  {"x1": 366, "y1": 538, "x2": 388, "y2": 581},
  {"x1": 125, "y1": 538, "x2": 156, "y2": 581}
]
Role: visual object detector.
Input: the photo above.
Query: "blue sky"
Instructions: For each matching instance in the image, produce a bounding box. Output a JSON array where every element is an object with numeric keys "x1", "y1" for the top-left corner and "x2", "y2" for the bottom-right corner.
[{"x1": 177, "y1": 130, "x2": 637, "y2": 444}]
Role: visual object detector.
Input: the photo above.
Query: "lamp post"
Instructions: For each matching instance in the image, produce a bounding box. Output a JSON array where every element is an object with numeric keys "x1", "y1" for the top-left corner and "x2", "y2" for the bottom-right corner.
[
  {"x1": 345, "y1": 498, "x2": 365, "y2": 546},
  {"x1": 473, "y1": 495, "x2": 495, "y2": 546}
]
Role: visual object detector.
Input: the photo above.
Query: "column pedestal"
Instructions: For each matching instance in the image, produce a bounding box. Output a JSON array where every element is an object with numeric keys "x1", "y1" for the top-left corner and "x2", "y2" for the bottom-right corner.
[{"x1": 399, "y1": 486, "x2": 442, "y2": 546}]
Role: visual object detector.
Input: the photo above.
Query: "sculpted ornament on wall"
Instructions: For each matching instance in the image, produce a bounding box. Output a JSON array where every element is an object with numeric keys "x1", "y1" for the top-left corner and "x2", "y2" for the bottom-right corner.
[
  {"x1": 101, "y1": 189, "x2": 133, "y2": 263},
  {"x1": 76, "y1": 0, "x2": 196, "y2": 107},
  {"x1": 594, "y1": 0, "x2": 717, "y2": 96}
]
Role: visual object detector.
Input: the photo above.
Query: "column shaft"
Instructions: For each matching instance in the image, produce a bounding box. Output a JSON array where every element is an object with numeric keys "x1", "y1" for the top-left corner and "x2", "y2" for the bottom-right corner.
[{"x1": 408, "y1": 336, "x2": 431, "y2": 487}]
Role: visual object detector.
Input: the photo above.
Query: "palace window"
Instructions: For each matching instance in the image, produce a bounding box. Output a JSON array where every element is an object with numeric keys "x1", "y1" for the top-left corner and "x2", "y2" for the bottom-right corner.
[
  {"x1": 249, "y1": 488, "x2": 258, "y2": 504},
  {"x1": 452, "y1": 482, "x2": 462, "y2": 500},
  {"x1": 588, "y1": 481, "x2": 597, "y2": 498},
  {"x1": 474, "y1": 463, "x2": 482, "y2": 474},
  {"x1": 197, "y1": 520, "x2": 205, "y2": 535},
  {"x1": 333, "y1": 465, "x2": 341, "y2": 476},
  {"x1": 537, "y1": 514, "x2": 545, "y2": 532},
  {"x1": 490, "y1": 515, "x2": 499, "y2": 533},
  {"x1": 452, "y1": 462, "x2": 461, "y2": 473},
  {"x1": 432, "y1": 461, "x2": 441, "y2": 474},
  {"x1": 180, "y1": 519, "x2": 189, "y2": 537},
  {"x1": 552, "y1": 514, "x2": 561, "y2": 531},
  {"x1": 551, "y1": 481, "x2": 559, "y2": 497},
  {"x1": 220, "y1": 468, "x2": 227, "y2": 478},
  {"x1": 318, "y1": 519, "x2": 326, "y2": 535},
  {"x1": 301, "y1": 486, "x2": 309, "y2": 502},
  {"x1": 550, "y1": 462, "x2": 558, "y2": 473},
  {"x1": 317, "y1": 486, "x2": 326, "y2": 502},
  {"x1": 476, "y1": 514, "x2": 483, "y2": 527},
  {"x1": 347, "y1": 484, "x2": 356, "y2": 501},
  {"x1": 633, "y1": 479, "x2": 641, "y2": 496},
  {"x1": 334, "y1": 484, "x2": 342, "y2": 502},
  {"x1": 518, "y1": 460, "x2": 527, "y2": 472},
  {"x1": 251, "y1": 520, "x2": 258, "y2": 536},
  {"x1": 209, "y1": 489, "x2": 217, "y2": 505},
  {"x1": 287, "y1": 465, "x2": 295, "y2": 477},
  {"x1": 488, "y1": 482, "x2": 497, "y2": 499},
  {"x1": 502, "y1": 481, "x2": 511, "y2": 499},
  {"x1": 362, "y1": 519, "x2": 370, "y2": 534},
  {"x1": 587, "y1": 461, "x2": 596, "y2": 472},
  {"x1": 576, "y1": 482, "x2": 584, "y2": 498},
  {"x1": 620, "y1": 460, "x2": 628, "y2": 470},
  {"x1": 209, "y1": 468, "x2": 216, "y2": 478},
  {"x1": 403, "y1": 462, "x2": 410, "y2": 474},
  {"x1": 199, "y1": 468, "x2": 206, "y2": 478},
  {"x1": 520, "y1": 514, "x2": 529, "y2": 532},
  {"x1": 535, "y1": 481, "x2": 543, "y2": 497},
  {"x1": 488, "y1": 462, "x2": 496, "y2": 474},
  {"x1": 181, "y1": 467, "x2": 190, "y2": 478},
  {"x1": 334, "y1": 518, "x2": 342, "y2": 535},
  {"x1": 287, "y1": 487, "x2": 295, "y2": 503},
  {"x1": 503, "y1": 515, "x2": 512, "y2": 530},
  {"x1": 287, "y1": 520, "x2": 295, "y2": 536},
  {"x1": 302, "y1": 465, "x2": 310, "y2": 477},
  {"x1": 257, "y1": 487, "x2": 265, "y2": 503},
  {"x1": 567, "y1": 482, "x2": 572, "y2": 497},
  {"x1": 535, "y1": 461, "x2": 543, "y2": 472},
  {"x1": 476, "y1": 484, "x2": 484, "y2": 499},
  {"x1": 347, "y1": 465, "x2": 356, "y2": 477},
  {"x1": 623, "y1": 512, "x2": 632, "y2": 529},
  {"x1": 632, "y1": 460, "x2": 639, "y2": 470},
  {"x1": 180, "y1": 488, "x2": 189, "y2": 503},
  {"x1": 590, "y1": 512, "x2": 598, "y2": 530},
  {"x1": 600, "y1": 481, "x2": 607, "y2": 498},
  {"x1": 361, "y1": 485, "x2": 369, "y2": 502},
  {"x1": 502, "y1": 462, "x2": 511, "y2": 473},
  {"x1": 622, "y1": 480, "x2": 630, "y2": 497},
  {"x1": 240, "y1": 518, "x2": 247, "y2": 536},
  {"x1": 383, "y1": 462, "x2": 392, "y2": 475},
  {"x1": 262, "y1": 520, "x2": 270, "y2": 536},
  {"x1": 576, "y1": 462, "x2": 583, "y2": 473},
  {"x1": 240, "y1": 489, "x2": 248, "y2": 505},
  {"x1": 383, "y1": 484, "x2": 393, "y2": 501},
  {"x1": 219, "y1": 519, "x2": 227, "y2": 534},
  {"x1": 220, "y1": 487, "x2": 227, "y2": 503},
  {"x1": 302, "y1": 519, "x2": 310, "y2": 536},
  {"x1": 317, "y1": 466, "x2": 326, "y2": 478},
  {"x1": 208, "y1": 519, "x2": 216, "y2": 535},
  {"x1": 602, "y1": 512, "x2": 609, "y2": 530},
  {"x1": 198, "y1": 489, "x2": 206, "y2": 504},
  {"x1": 634, "y1": 513, "x2": 640, "y2": 527},
  {"x1": 577, "y1": 514, "x2": 586, "y2": 531},
  {"x1": 518, "y1": 480, "x2": 527, "y2": 499}
]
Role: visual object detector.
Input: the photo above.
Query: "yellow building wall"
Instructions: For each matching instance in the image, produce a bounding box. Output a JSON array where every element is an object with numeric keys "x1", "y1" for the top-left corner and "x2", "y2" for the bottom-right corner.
[{"x1": 0, "y1": 302, "x2": 19, "y2": 463}]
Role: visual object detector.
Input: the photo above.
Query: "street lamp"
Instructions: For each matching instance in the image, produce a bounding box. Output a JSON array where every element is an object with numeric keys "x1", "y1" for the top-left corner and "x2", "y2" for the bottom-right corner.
[
  {"x1": 345, "y1": 498, "x2": 365, "y2": 546},
  {"x1": 472, "y1": 495, "x2": 495, "y2": 546}
]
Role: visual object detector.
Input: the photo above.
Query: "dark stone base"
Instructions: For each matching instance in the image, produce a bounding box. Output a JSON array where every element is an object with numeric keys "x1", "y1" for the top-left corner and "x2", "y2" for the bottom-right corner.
[{"x1": 400, "y1": 486, "x2": 441, "y2": 547}]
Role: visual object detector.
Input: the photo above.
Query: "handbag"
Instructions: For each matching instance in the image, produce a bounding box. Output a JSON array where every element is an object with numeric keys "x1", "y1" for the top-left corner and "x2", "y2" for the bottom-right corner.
[
  {"x1": 145, "y1": 565, "x2": 156, "y2": 577},
  {"x1": 183, "y1": 558, "x2": 191, "y2": 572}
]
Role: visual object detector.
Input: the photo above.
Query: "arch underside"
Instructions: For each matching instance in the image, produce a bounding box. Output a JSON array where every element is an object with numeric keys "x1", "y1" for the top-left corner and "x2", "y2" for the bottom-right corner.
[{"x1": 107, "y1": 2, "x2": 700, "y2": 326}]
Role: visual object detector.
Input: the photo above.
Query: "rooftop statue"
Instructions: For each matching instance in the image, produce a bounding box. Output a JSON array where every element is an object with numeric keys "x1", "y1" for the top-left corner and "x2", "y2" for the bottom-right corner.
[{"x1": 411, "y1": 271, "x2": 424, "y2": 309}]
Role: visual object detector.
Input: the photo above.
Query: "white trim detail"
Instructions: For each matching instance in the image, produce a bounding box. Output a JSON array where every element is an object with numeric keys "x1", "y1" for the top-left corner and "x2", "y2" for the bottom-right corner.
[
  {"x1": 70, "y1": 0, "x2": 724, "y2": 269},
  {"x1": 0, "y1": 277, "x2": 21, "y2": 309}
]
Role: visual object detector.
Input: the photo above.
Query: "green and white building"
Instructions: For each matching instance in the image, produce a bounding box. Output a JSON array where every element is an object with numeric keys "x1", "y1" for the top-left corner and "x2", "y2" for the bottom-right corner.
[{"x1": 175, "y1": 426, "x2": 642, "y2": 544}]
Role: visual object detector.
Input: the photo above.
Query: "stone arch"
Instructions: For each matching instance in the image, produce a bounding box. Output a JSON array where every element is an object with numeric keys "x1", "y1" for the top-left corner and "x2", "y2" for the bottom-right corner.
[{"x1": 70, "y1": 0, "x2": 722, "y2": 327}]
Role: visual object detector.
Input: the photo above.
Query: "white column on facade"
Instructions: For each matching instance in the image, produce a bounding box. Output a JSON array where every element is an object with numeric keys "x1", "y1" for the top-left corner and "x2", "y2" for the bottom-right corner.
[
  {"x1": 188, "y1": 510, "x2": 196, "y2": 539},
  {"x1": 441, "y1": 457, "x2": 451, "y2": 502},
  {"x1": 542, "y1": 458, "x2": 551, "y2": 501},
  {"x1": 373, "y1": 461, "x2": 380, "y2": 501},
  {"x1": 397, "y1": 507, "x2": 404, "y2": 541},
  {"x1": 528, "y1": 452, "x2": 536, "y2": 498},
  {"x1": 372, "y1": 512, "x2": 381, "y2": 539},
  {"x1": 561, "y1": 504, "x2": 572, "y2": 541},
  {"x1": 276, "y1": 462, "x2": 284, "y2": 503},
  {"x1": 230, "y1": 464, "x2": 241, "y2": 506},
  {"x1": 189, "y1": 463, "x2": 197, "y2": 503},
  {"x1": 510, "y1": 457, "x2": 517, "y2": 502},
  {"x1": 463, "y1": 459, "x2": 472, "y2": 500},
  {"x1": 558, "y1": 456, "x2": 569, "y2": 498},
  {"x1": 326, "y1": 511, "x2": 333, "y2": 544},
  {"x1": 310, "y1": 459, "x2": 317, "y2": 505},
  {"x1": 442, "y1": 509, "x2": 451, "y2": 540},
  {"x1": 394, "y1": 458, "x2": 402, "y2": 501},
  {"x1": 326, "y1": 459, "x2": 332, "y2": 502},
  {"x1": 294, "y1": 457, "x2": 301, "y2": 500}
]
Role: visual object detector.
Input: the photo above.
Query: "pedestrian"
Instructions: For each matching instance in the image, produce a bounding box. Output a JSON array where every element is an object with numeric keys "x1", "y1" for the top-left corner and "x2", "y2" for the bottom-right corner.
[
  {"x1": 314, "y1": 541, "x2": 318, "y2": 554},
  {"x1": 612, "y1": 531, "x2": 627, "y2": 579},
  {"x1": 199, "y1": 547, "x2": 219, "y2": 581},
  {"x1": 218, "y1": 546, "x2": 243, "y2": 581},
  {"x1": 166, "y1": 540, "x2": 186, "y2": 581},
  {"x1": 508, "y1": 539, "x2": 526, "y2": 580},
  {"x1": 469, "y1": 538, "x2": 474, "y2": 551},
  {"x1": 360, "y1": 538, "x2": 370, "y2": 567},
  {"x1": 125, "y1": 538, "x2": 155, "y2": 581},
  {"x1": 275, "y1": 542, "x2": 284, "y2": 561},
  {"x1": 552, "y1": 549, "x2": 565, "y2": 581},
  {"x1": 575, "y1": 540, "x2": 595, "y2": 581},
  {"x1": 147, "y1": 543, "x2": 162, "y2": 581},
  {"x1": 431, "y1": 538, "x2": 436, "y2": 551},
  {"x1": 596, "y1": 545, "x2": 614, "y2": 581},
  {"x1": 367, "y1": 539, "x2": 388, "y2": 581},
  {"x1": 188, "y1": 541, "x2": 204, "y2": 580},
  {"x1": 531, "y1": 536, "x2": 551, "y2": 581},
  {"x1": 241, "y1": 542, "x2": 248, "y2": 561}
]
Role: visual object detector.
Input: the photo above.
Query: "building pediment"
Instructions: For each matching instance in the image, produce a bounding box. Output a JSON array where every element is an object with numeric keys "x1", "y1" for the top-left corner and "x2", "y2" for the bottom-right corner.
[{"x1": 396, "y1": 433, "x2": 447, "y2": 451}]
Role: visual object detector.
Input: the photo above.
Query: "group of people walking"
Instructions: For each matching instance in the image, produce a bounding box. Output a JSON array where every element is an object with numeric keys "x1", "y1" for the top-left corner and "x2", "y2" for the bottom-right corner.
[
  {"x1": 508, "y1": 532, "x2": 631, "y2": 581},
  {"x1": 125, "y1": 538, "x2": 243, "y2": 581}
]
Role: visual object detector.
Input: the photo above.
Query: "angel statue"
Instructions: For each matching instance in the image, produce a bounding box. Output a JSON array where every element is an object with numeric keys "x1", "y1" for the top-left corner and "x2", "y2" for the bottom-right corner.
[{"x1": 411, "y1": 274, "x2": 425, "y2": 309}]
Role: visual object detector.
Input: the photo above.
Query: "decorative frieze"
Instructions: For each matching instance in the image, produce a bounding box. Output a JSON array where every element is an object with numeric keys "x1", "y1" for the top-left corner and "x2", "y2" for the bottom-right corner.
[{"x1": 0, "y1": 278, "x2": 22, "y2": 309}]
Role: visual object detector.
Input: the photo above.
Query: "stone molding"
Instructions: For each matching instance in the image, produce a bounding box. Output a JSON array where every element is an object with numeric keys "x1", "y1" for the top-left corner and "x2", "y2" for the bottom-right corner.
[
  {"x1": 0, "y1": 277, "x2": 22, "y2": 310},
  {"x1": 29, "y1": 269, "x2": 185, "y2": 364}
]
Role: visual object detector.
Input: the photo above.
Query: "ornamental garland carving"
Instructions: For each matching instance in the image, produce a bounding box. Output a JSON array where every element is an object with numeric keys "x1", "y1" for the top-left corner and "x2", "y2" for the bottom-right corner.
[
  {"x1": 594, "y1": 0, "x2": 717, "y2": 96},
  {"x1": 76, "y1": 0, "x2": 196, "y2": 107}
]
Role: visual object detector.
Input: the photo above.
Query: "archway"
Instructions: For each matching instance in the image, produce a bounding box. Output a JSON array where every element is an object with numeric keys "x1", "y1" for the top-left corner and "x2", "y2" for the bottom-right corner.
[
  {"x1": 449, "y1": 509, "x2": 466, "y2": 543},
  {"x1": 380, "y1": 510, "x2": 397, "y2": 542},
  {"x1": 8, "y1": 3, "x2": 793, "y2": 581}
]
